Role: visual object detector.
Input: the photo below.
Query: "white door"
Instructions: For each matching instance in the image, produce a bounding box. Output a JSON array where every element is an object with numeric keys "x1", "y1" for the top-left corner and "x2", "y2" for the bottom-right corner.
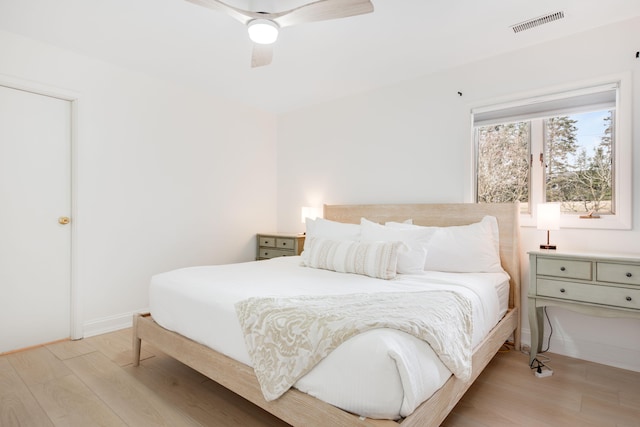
[{"x1": 0, "y1": 84, "x2": 72, "y2": 353}]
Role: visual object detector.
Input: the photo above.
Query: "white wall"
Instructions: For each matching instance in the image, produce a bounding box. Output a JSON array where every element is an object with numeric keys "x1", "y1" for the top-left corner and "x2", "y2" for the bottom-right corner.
[
  {"x1": 0, "y1": 30, "x2": 278, "y2": 336},
  {"x1": 277, "y1": 18, "x2": 640, "y2": 371}
]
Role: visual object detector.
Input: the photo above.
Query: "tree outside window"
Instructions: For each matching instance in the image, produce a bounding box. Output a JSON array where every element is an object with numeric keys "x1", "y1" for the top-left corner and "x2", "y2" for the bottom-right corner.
[
  {"x1": 476, "y1": 122, "x2": 530, "y2": 212},
  {"x1": 545, "y1": 111, "x2": 613, "y2": 214},
  {"x1": 476, "y1": 109, "x2": 614, "y2": 216}
]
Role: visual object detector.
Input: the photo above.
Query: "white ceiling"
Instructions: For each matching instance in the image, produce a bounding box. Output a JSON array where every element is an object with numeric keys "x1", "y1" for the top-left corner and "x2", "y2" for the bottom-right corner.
[{"x1": 1, "y1": 0, "x2": 639, "y2": 113}]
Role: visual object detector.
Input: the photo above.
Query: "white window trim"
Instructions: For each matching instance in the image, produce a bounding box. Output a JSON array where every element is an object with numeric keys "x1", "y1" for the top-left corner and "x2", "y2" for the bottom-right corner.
[{"x1": 465, "y1": 72, "x2": 632, "y2": 230}]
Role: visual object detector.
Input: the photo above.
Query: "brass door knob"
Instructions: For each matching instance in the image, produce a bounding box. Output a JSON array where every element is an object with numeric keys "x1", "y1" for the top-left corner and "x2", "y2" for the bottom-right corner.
[{"x1": 58, "y1": 216, "x2": 70, "y2": 225}]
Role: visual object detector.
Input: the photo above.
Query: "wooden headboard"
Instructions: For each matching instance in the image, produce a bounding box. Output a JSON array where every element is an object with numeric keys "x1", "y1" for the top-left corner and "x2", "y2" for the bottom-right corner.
[{"x1": 323, "y1": 202, "x2": 521, "y2": 317}]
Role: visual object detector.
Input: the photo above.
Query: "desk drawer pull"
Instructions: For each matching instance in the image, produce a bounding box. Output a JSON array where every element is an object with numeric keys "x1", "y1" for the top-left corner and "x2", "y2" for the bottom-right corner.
[
  {"x1": 626, "y1": 296, "x2": 632, "y2": 301},
  {"x1": 560, "y1": 288, "x2": 566, "y2": 293},
  {"x1": 560, "y1": 266, "x2": 566, "y2": 271},
  {"x1": 626, "y1": 272, "x2": 632, "y2": 277}
]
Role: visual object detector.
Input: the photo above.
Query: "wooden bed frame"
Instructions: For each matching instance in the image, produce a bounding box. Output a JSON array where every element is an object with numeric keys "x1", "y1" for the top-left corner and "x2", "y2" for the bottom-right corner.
[{"x1": 133, "y1": 203, "x2": 521, "y2": 426}]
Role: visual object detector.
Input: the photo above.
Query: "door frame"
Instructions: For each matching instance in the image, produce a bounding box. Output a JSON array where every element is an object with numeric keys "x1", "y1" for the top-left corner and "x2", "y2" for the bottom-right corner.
[{"x1": 0, "y1": 74, "x2": 82, "y2": 340}]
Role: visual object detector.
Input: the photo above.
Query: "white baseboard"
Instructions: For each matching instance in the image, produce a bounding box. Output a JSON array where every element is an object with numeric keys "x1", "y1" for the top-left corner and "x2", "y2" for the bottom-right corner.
[
  {"x1": 521, "y1": 328, "x2": 640, "y2": 373},
  {"x1": 82, "y1": 308, "x2": 149, "y2": 338}
]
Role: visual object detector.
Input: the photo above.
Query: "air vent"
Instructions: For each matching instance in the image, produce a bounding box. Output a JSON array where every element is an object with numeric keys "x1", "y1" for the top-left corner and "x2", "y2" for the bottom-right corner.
[{"x1": 511, "y1": 11, "x2": 565, "y2": 33}]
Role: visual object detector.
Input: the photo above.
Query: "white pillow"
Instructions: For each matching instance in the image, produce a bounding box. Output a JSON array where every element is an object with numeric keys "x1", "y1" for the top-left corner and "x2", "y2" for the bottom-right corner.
[
  {"x1": 305, "y1": 217, "x2": 361, "y2": 240},
  {"x1": 385, "y1": 221, "x2": 430, "y2": 230},
  {"x1": 303, "y1": 218, "x2": 361, "y2": 263},
  {"x1": 385, "y1": 219, "x2": 413, "y2": 225},
  {"x1": 424, "y1": 216, "x2": 503, "y2": 273},
  {"x1": 302, "y1": 237, "x2": 401, "y2": 280},
  {"x1": 385, "y1": 216, "x2": 503, "y2": 273},
  {"x1": 360, "y1": 218, "x2": 434, "y2": 274}
]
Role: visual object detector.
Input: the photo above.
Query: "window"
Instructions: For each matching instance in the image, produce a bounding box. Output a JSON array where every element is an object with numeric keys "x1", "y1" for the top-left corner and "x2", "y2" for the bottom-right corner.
[
  {"x1": 476, "y1": 121, "x2": 530, "y2": 211},
  {"x1": 471, "y1": 75, "x2": 631, "y2": 229}
]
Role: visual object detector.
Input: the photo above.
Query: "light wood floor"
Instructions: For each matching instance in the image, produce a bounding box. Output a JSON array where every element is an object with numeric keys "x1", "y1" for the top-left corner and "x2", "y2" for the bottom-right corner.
[{"x1": 1, "y1": 328, "x2": 639, "y2": 426}]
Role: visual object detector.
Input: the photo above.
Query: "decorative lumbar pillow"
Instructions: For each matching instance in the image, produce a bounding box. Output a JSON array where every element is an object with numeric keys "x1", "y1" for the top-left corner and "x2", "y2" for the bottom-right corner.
[
  {"x1": 302, "y1": 218, "x2": 362, "y2": 264},
  {"x1": 360, "y1": 218, "x2": 434, "y2": 274},
  {"x1": 302, "y1": 237, "x2": 402, "y2": 280}
]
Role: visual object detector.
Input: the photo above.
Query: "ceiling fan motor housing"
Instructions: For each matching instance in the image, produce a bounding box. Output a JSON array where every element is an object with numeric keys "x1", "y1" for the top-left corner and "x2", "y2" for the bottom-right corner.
[{"x1": 248, "y1": 19, "x2": 279, "y2": 44}]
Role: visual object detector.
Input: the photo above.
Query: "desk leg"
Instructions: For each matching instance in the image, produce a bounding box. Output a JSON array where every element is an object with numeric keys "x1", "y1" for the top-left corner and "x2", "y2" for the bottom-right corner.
[{"x1": 528, "y1": 299, "x2": 544, "y2": 366}]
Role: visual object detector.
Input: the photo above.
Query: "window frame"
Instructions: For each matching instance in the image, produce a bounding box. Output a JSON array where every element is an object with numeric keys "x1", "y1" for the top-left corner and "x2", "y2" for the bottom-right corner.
[{"x1": 467, "y1": 73, "x2": 631, "y2": 230}]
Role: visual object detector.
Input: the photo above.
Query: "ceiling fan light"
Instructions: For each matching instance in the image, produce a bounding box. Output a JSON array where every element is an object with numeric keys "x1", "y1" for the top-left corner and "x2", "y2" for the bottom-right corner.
[{"x1": 248, "y1": 19, "x2": 279, "y2": 44}]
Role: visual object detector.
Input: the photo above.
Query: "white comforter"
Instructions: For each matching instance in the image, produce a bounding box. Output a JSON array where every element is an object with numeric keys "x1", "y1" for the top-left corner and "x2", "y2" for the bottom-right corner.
[
  {"x1": 237, "y1": 290, "x2": 473, "y2": 401},
  {"x1": 149, "y1": 256, "x2": 509, "y2": 420}
]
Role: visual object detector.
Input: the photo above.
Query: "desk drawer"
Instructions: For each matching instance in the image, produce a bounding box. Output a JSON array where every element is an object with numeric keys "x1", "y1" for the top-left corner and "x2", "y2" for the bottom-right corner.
[
  {"x1": 538, "y1": 279, "x2": 640, "y2": 310},
  {"x1": 537, "y1": 258, "x2": 592, "y2": 280},
  {"x1": 597, "y1": 262, "x2": 640, "y2": 286}
]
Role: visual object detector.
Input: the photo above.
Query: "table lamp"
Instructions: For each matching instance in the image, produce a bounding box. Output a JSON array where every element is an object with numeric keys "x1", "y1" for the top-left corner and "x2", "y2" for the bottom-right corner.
[{"x1": 537, "y1": 203, "x2": 560, "y2": 250}]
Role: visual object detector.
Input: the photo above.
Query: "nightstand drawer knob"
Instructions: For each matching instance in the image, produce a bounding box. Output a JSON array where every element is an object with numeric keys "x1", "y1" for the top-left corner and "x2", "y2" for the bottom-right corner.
[
  {"x1": 626, "y1": 296, "x2": 632, "y2": 301},
  {"x1": 626, "y1": 272, "x2": 632, "y2": 277},
  {"x1": 560, "y1": 288, "x2": 566, "y2": 293},
  {"x1": 560, "y1": 266, "x2": 566, "y2": 271}
]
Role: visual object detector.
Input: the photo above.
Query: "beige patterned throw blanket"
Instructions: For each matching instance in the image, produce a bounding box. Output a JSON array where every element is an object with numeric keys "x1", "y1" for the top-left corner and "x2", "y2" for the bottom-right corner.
[{"x1": 235, "y1": 290, "x2": 473, "y2": 401}]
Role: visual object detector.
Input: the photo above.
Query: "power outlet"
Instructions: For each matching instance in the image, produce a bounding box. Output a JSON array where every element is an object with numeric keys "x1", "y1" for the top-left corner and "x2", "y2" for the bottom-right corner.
[{"x1": 535, "y1": 368, "x2": 553, "y2": 378}]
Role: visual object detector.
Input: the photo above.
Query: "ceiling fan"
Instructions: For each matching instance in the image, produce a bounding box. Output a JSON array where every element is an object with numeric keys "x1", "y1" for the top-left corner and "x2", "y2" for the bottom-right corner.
[{"x1": 186, "y1": 0, "x2": 374, "y2": 67}]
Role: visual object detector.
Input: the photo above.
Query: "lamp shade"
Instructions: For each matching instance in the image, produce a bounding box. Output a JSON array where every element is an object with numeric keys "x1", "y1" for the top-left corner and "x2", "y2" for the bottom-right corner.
[
  {"x1": 537, "y1": 203, "x2": 560, "y2": 230},
  {"x1": 301, "y1": 206, "x2": 322, "y2": 223},
  {"x1": 247, "y1": 19, "x2": 279, "y2": 44}
]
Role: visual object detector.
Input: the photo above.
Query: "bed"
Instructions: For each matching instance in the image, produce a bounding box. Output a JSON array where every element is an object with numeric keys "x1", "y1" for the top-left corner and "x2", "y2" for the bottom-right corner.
[{"x1": 133, "y1": 203, "x2": 521, "y2": 426}]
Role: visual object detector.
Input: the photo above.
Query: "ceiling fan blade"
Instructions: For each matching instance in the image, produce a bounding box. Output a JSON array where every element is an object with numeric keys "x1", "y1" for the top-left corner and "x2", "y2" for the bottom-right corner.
[
  {"x1": 271, "y1": 0, "x2": 373, "y2": 28},
  {"x1": 185, "y1": 0, "x2": 259, "y2": 24},
  {"x1": 251, "y1": 43, "x2": 273, "y2": 68}
]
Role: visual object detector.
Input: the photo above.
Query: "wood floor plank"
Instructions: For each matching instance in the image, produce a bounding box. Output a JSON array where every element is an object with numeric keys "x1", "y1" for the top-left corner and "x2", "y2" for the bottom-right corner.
[
  {"x1": 0, "y1": 358, "x2": 54, "y2": 427},
  {"x1": 452, "y1": 381, "x2": 559, "y2": 426},
  {"x1": 585, "y1": 361, "x2": 640, "y2": 395},
  {"x1": 45, "y1": 338, "x2": 97, "y2": 360},
  {"x1": 84, "y1": 328, "x2": 154, "y2": 367},
  {"x1": 620, "y1": 386, "x2": 640, "y2": 411},
  {"x1": 30, "y1": 374, "x2": 127, "y2": 427},
  {"x1": 64, "y1": 351, "x2": 201, "y2": 426},
  {"x1": 7, "y1": 346, "x2": 72, "y2": 386},
  {"x1": 125, "y1": 353, "x2": 289, "y2": 427},
  {"x1": 580, "y1": 394, "x2": 640, "y2": 427},
  {"x1": 439, "y1": 399, "x2": 514, "y2": 427},
  {"x1": 443, "y1": 349, "x2": 639, "y2": 427},
  {"x1": 474, "y1": 359, "x2": 585, "y2": 413},
  {"x1": 200, "y1": 378, "x2": 292, "y2": 427}
]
